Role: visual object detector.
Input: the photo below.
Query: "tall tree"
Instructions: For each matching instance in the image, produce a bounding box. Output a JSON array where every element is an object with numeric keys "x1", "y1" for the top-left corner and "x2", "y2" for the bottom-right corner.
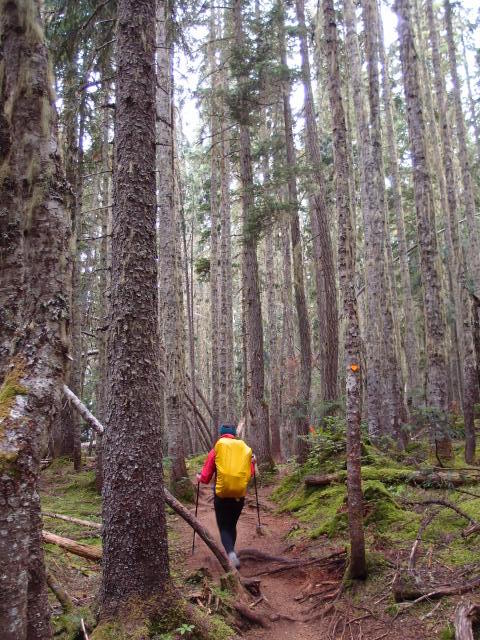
[
  {"x1": 294, "y1": 0, "x2": 338, "y2": 407},
  {"x1": 232, "y1": 0, "x2": 273, "y2": 468},
  {"x1": 208, "y1": 7, "x2": 221, "y2": 433},
  {"x1": 322, "y1": 0, "x2": 367, "y2": 579},
  {"x1": 444, "y1": 0, "x2": 480, "y2": 301},
  {"x1": 378, "y1": 6, "x2": 421, "y2": 406},
  {"x1": 344, "y1": 0, "x2": 386, "y2": 440},
  {"x1": 395, "y1": 0, "x2": 452, "y2": 459},
  {"x1": 101, "y1": 0, "x2": 169, "y2": 617},
  {"x1": 278, "y1": 0, "x2": 312, "y2": 462},
  {"x1": 156, "y1": 0, "x2": 189, "y2": 490},
  {"x1": 362, "y1": 0, "x2": 406, "y2": 443},
  {"x1": 427, "y1": 0, "x2": 478, "y2": 463},
  {"x1": 0, "y1": 0, "x2": 70, "y2": 635}
]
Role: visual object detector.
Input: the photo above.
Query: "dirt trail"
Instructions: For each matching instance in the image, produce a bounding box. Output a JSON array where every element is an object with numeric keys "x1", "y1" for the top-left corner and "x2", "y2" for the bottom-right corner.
[
  {"x1": 175, "y1": 483, "x2": 343, "y2": 640},
  {"x1": 174, "y1": 483, "x2": 428, "y2": 640}
]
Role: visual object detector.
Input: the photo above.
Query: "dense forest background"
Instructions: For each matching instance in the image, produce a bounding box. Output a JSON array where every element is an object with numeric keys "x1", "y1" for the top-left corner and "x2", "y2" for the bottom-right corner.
[{"x1": 2, "y1": 0, "x2": 480, "y2": 638}]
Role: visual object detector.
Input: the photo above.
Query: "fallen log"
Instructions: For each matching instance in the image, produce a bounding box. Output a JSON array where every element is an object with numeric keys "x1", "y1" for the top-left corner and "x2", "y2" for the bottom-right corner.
[
  {"x1": 408, "y1": 508, "x2": 440, "y2": 573},
  {"x1": 46, "y1": 572, "x2": 74, "y2": 613},
  {"x1": 394, "y1": 575, "x2": 480, "y2": 604},
  {"x1": 454, "y1": 601, "x2": 480, "y2": 640},
  {"x1": 163, "y1": 487, "x2": 232, "y2": 575},
  {"x1": 42, "y1": 531, "x2": 102, "y2": 561},
  {"x1": 305, "y1": 474, "x2": 344, "y2": 487},
  {"x1": 42, "y1": 512, "x2": 102, "y2": 529},
  {"x1": 401, "y1": 499, "x2": 478, "y2": 526},
  {"x1": 463, "y1": 523, "x2": 480, "y2": 538},
  {"x1": 63, "y1": 385, "x2": 104, "y2": 435},
  {"x1": 304, "y1": 470, "x2": 475, "y2": 489}
]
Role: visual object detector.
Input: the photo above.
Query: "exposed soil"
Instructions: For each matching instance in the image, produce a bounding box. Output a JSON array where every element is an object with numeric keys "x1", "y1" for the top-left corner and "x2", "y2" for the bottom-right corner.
[{"x1": 172, "y1": 481, "x2": 437, "y2": 640}]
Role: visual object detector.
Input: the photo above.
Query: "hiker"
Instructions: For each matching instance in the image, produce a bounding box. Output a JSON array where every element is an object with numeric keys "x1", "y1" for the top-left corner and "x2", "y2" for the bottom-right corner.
[{"x1": 197, "y1": 424, "x2": 255, "y2": 569}]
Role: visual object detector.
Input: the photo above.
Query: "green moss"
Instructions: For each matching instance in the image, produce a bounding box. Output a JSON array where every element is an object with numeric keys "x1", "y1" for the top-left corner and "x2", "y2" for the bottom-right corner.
[
  {"x1": 439, "y1": 624, "x2": 455, "y2": 640},
  {"x1": 91, "y1": 621, "x2": 129, "y2": 640},
  {"x1": 0, "y1": 360, "x2": 27, "y2": 423},
  {"x1": 51, "y1": 607, "x2": 96, "y2": 640}
]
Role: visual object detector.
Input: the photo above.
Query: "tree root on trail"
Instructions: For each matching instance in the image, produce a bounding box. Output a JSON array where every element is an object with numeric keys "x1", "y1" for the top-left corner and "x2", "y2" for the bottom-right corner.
[
  {"x1": 454, "y1": 600, "x2": 480, "y2": 640},
  {"x1": 233, "y1": 602, "x2": 270, "y2": 628},
  {"x1": 238, "y1": 548, "x2": 298, "y2": 564},
  {"x1": 251, "y1": 548, "x2": 346, "y2": 577}
]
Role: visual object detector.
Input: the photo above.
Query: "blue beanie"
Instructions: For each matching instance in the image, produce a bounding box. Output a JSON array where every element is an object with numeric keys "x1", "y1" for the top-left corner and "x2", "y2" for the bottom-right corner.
[{"x1": 219, "y1": 424, "x2": 237, "y2": 436}]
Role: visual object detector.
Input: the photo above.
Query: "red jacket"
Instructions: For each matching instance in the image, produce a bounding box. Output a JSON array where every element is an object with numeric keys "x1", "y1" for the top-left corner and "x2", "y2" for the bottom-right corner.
[{"x1": 198, "y1": 434, "x2": 255, "y2": 484}]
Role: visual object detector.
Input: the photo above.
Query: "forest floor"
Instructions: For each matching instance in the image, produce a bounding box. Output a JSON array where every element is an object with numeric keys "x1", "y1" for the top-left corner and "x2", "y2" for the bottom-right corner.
[{"x1": 40, "y1": 440, "x2": 480, "y2": 640}]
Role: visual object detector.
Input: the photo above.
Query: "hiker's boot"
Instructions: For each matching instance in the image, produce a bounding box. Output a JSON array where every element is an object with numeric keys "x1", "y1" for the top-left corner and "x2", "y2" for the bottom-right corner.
[{"x1": 228, "y1": 551, "x2": 240, "y2": 569}]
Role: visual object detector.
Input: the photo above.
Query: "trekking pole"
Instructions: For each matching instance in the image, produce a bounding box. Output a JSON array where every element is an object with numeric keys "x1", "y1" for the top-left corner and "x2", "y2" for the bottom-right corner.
[
  {"x1": 253, "y1": 472, "x2": 262, "y2": 532},
  {"x1": 192, "y1": 481, "x2": 200, "y2": 555}
]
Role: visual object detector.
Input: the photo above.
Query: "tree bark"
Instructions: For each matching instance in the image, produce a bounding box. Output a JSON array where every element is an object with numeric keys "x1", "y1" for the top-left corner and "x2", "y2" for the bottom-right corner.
[
  {"x1": 0, "y1": 3, "x2": 70, "y2": 637},
  {"x1": 101, "y1": 0, "x2": 170, "y2": 618},
  {"x1": 454, "y1": 601, "x2": 480, "y2": 640},
  {"x1": 322, "y1": 0, "x2": 366, "y2": 579}
]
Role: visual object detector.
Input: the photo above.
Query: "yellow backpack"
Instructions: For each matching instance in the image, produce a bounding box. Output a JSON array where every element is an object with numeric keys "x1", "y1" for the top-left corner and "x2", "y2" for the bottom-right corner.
[{"x1": 214, "y1": 438, "x2": 252, "y2": 498}]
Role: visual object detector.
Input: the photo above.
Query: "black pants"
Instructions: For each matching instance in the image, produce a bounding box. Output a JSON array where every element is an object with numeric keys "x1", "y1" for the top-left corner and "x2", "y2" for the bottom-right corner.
[{"x1": 214, "y1": 495, "x2": 245, "y2": 555}]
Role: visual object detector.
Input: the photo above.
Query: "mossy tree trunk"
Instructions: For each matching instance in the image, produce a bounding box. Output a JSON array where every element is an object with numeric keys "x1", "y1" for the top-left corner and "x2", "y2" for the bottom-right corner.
[
  {"x1": 322, "y1": 0, "x2": 367, "y2": 579},
  {"x1": 0, "y1": 1, "x2": 70, "y2": 636},
  {"x1": 101, "y1": 0, "x2": 170, "y2": 618}
]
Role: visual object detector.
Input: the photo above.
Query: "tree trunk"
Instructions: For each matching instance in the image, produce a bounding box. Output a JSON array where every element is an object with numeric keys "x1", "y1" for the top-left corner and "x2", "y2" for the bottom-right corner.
[
  {"x1": 95, "y1": 93, "x2": 112, "y2": 493},
  {"x1": 444, "y1": 0, "x2": 480, "y2": 301},
  {"x1": 0, "y1": 2, "x2": 70, "y2": 636},
  {"x1": 426, "y1": 0, "x2": 478, "y2": 463},
  {"x1": 156, "y1": 0, "x2": 189, "y2": 489},
  {"x1": 209, "y1": 8, "x2": 221, "y2": 434},
  {"x1": 294, "y1": 0, "x2": 338, "y2": 407},
  {"x1": 378, "y1": 7, "x2": 421, "y2": 407},
  {"x1": 101, "y1": 0, "x2": 170, "y2": 618},
  {"x1": 219, "y1": 50, "x2": 236, "y2": 423},
  {"x1": 322, "y1": 0, "x2": 366, "y2": 579},
  {"x1": 362, "y1": 0, "x2": 406, "y2": 445},
  {"x1": 278, "y1": 0, "x2": 313, "y2": 462},
  {"x1": 395, "y1": 0, "x2": 452, "y2": 460},
  {"x1": 232, "y1": 0, "x2": 273, "y2": 468},
  {"x1": 343, "y1": 0, "x2": 385, "y2": 441}
]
